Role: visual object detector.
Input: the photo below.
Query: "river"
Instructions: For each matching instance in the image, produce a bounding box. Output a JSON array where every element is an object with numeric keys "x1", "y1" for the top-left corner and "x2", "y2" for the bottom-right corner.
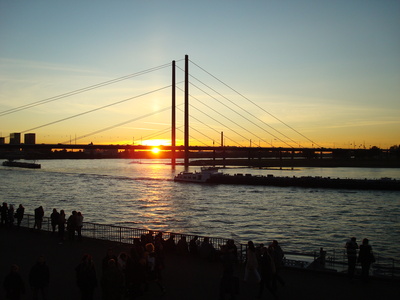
[{"x1": 1, "y1": 159, "x2": 399, "y2": 260}]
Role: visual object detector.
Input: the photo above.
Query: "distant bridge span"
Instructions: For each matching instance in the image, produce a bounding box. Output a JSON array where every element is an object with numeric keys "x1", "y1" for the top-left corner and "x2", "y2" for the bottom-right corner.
[{"x1": 0, "y1": 143, "x2": 341, "y2": 153}]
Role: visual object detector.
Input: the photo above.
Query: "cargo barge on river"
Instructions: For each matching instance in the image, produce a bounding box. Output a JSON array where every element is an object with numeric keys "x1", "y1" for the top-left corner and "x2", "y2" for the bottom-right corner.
[
  {"x1": 174, "y1": 167, "x2": 400, "y2": 191},
  {"x1": 2, "y1": 159, "x2": 41, "y2": 169}
]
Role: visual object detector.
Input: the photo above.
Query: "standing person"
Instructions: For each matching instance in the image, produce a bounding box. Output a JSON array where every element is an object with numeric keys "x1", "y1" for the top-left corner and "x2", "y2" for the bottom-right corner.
[
  {"x1": 244, "y1": 241, "x2": 261, "y2": 283},
  {"x1": 189, "y1": 236, "x2": 199, "y2": 256},
  {"x1": 345, "y1": 237, "x2": 358, "y2": 280},
  {"x1": 15, "y1": 204, "x2": 25, "y2": 228},
  {"x1": 50, "y1": 209, "x2": 59, "y2": 234},
  {"x1": 1, "y1": 202, "x2": 8, "y2": 226},
  {"x1": 76, "y1": 254, "x2": 97, "y2": 300},
  {"x1": 67, "y1": 211, "x2": 77, "y2": 241},
  {"x1": 219, "y1": 245, "x2": 239, "y2": 300},
  {"x1": 117, "y1": 252, "x2": 128, "y2": 292},
  {"x1": 358, "y1": 238, "x2": 375, "y2": 282},
  {"x1": 101, "y1": 259, "x2": 124, "y2": 300},
  {"x1": 76, "y1": 211, "x2": 84, "y2": 241},
  {"x1": 29, "y1": 255, "x2": 50, "y2": 300},
  {"x1": 258, "y1": 246, "x2": 277, "y2": 299},
  {"x1": 176, "y1": 235, "x2": 189, "y2": 255},
  {"x1": 58, "y1": 210, "x2": 66, "y2": 242},
  {"x1": 3, "y1": 264, "x2": 25, "y2": 300},
  {"x1": 33, "y1": 206, "x2": 44, "y2": 230},
  {"x1": 269, "y1": 240, "x2": 285, "y2": 288},
  {"x1": 126, "y1": 241, "x2": 146, "y2": 298},
  {"x1": 145, "y1": 243, "x2": 165, "y2": 294},
  {"x1": 7, "y1": 204, "x2": 15, "y2": 227},
  {"x1": 102, "y1": 249, "x2": 118, "y2": 273}
]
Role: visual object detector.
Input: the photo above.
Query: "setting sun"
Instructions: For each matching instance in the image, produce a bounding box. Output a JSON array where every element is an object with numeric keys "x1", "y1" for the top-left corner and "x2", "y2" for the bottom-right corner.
[{"x1": 151, "y1": 147, "x2": 160, "y2": 154}]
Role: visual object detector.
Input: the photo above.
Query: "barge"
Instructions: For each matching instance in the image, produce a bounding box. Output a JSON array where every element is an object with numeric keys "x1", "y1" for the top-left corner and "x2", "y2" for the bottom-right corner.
[
  {"x1": 2, "y1": 160, "x2": 41, "y2": 169},
  {"x1": 174, "y1": 168, "x2": 400, "y2": 191}
]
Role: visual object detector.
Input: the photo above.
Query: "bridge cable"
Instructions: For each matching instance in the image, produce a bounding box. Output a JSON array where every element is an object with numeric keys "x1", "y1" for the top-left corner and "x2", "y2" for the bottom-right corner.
[
  {"x1": 8, "y1": 85, "x2": 171, "y2": 139},
  {"x1": 0, "y1": 63, "x2": 172, "y2": 117},
  {"x1": 177, "y1": 82, "x2": 281, "y2": 147},
  {"x1": 178, "y1": 64, "x2": 296, "y2": 148},
  {"x1": 175, "y1": 86, "x2": 247, "y2": 146},
  {"x1": 176, "y1": 106, "x2": 243, "y2": 147},
  {"x1": 140, "y1": 125, "x2": 183, "y2": 143},
  {"x1": 187, "y1": 81, "x2": 293, "y2": 148},
  {"x1": 176, "y1": 127, "x2": 209, "y2": 147},
  {"x1": 61, "y1": 105, "x2": 171, "y2": 144},
  {"x1": 189, "y1": 59, "x2": 322, "y2": 148}
]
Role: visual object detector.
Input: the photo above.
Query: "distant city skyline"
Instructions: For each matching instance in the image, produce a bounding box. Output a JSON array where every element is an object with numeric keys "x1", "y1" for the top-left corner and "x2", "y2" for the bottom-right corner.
[{"x1": 1, "y1": 1, "x2": 399, "y2": 149}]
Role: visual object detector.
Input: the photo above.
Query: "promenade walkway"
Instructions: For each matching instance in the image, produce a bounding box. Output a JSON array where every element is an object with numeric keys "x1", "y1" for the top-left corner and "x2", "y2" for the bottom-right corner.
[{"x1": 1, "y1": 227, "x2": 398, "y2": 299}]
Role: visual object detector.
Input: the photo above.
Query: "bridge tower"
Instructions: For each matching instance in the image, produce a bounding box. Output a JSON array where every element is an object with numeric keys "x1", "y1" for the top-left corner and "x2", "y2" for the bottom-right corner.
[
  {"x1": 184, "y1": 55, "x2": 189, "y2": 168},
  {"x1": 171, "y1": 60, "x2": 176, "y2": 168}
]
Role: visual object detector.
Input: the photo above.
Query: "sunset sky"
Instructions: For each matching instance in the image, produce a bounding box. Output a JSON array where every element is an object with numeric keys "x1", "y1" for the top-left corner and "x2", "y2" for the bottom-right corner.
[{"x1": 1, "y1": 1, "x2": 399, "y2": 149}]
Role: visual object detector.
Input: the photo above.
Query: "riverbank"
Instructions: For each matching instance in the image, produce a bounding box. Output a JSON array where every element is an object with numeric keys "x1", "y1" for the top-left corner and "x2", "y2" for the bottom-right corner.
[{"x1": 1, "y1": 227, "x2": 398, "y2": 299}]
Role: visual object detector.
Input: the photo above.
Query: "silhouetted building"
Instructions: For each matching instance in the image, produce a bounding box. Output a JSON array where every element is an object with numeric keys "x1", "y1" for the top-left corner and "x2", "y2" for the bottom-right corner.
[
  {"x1": 10, "y1": 133, "x2": 21, "y2": 144},
  {"x1": 0, "y1": 137, "x2": 4, "y2": 145},
  {"x1": 24, "y1": 133, "x2": 36, "y2": 144}
]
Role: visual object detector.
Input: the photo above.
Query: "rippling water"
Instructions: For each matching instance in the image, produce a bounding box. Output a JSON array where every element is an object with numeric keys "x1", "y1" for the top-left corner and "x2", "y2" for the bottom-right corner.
[{"x1": 1, "y1": 159, "x2": 399, "y2": 260}]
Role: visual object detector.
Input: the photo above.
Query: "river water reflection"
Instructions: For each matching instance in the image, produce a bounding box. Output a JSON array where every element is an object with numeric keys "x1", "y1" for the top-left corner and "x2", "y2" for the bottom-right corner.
[{"x1": 1, "y1": 159, "x2": 399, "y2": 260}]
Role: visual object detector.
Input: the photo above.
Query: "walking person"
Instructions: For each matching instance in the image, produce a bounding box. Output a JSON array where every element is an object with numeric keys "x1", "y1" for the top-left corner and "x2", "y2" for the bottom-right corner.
[
  {"x1": 76, "y1": 254, "x2": 97, "y2": 300},
  {"x1": 3, "y1": 264, "x2": 25, "y2": 300},
  {"x1": 358, "y1": 238, "x2": 375, "y2": 282},
  {"x1": 29, "y1": 255, "x2": 50, "y2": 300},
  {"x1": 345, "y1": 237, "x2": 358, "y2": 280}
]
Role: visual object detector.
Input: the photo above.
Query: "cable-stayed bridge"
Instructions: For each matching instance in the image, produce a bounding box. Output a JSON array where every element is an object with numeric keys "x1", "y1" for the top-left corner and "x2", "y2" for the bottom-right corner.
[{"x1": 0, "y1": 55, "x2": 390, "y2": 167}]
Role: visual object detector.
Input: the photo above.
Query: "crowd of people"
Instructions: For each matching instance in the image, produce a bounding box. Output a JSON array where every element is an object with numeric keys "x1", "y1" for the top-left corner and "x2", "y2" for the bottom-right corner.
[
  {"x1": 49, "y1": 208, "x2": 84, "y2": 242},
  {"x1": 0, "y1": 202, "x2": 84, "y2": 243},
  {"x1": 1, "y1": 222, "x2": 245, "y2": 300},
  {"x1": 220, "y1": 240, "x2": 286, "y2": 299},
  {"x1": 1, "y1": 203, "x2": 377, "y2": 299},
  {"x1": 3, "y1": 256, "x2": 50, "y2": 300},
  {"x1": 0, "y1": 202, "x2": 25, "y2": 228}
]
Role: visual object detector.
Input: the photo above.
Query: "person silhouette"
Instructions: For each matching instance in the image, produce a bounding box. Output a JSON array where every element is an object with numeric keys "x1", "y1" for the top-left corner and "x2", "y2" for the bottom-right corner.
[
  {"x1": 15, "y1": 204, "x2": 25, "y2": 228},
  {"x1": 33, "y1": 206, "x2": 44, "y2": 230},
  {"x1": 3, "y1": 264, "x2": 25, "y2": 300},
  {"x1": 358, "y1": 238, "x2": 375, "y2": 282},
  {"x1": 29, "y1": 255, "x2": 50, "y2": 300},
  {"x1": 345, "y1": 237, "x2": 358, "y2": 280}
]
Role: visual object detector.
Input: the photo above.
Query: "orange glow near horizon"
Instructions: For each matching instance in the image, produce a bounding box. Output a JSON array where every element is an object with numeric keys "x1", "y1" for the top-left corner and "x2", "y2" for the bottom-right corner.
[{"x1": 141, "y1": 139, "x2": 170, "y2": 146}]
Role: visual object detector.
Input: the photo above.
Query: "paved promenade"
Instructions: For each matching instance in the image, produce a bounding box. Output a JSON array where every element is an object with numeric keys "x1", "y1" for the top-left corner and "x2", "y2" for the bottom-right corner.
[{"x1": 1, "y1": 227, "x2": 398, "y2": 299}]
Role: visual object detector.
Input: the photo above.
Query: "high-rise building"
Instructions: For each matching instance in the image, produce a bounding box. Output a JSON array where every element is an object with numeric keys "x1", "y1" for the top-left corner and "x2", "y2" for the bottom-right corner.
[
  {"x1": 10, "y1": 133, "x2": 21, "y2": 144},
  {"x1": 0, "y1": 137, "x2": 4, "y2": 145},
  {"x1": 24, "y1": 133, "x2": 36, "y2": 144}
]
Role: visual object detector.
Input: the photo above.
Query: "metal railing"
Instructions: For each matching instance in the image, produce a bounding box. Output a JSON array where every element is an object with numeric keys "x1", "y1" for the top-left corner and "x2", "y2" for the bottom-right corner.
[
  {"x1": 19, "y1": 214, "x2": 245, "y2": 258},
  {"x1": 16, "y1": 214, "x2": 399, "y2": 279}
]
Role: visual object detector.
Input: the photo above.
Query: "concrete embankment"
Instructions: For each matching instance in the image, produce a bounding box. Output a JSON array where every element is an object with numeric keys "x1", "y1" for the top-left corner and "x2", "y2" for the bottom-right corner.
[{"x1": 1, "y1": 227, "x2": 398, "y2": 299}]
